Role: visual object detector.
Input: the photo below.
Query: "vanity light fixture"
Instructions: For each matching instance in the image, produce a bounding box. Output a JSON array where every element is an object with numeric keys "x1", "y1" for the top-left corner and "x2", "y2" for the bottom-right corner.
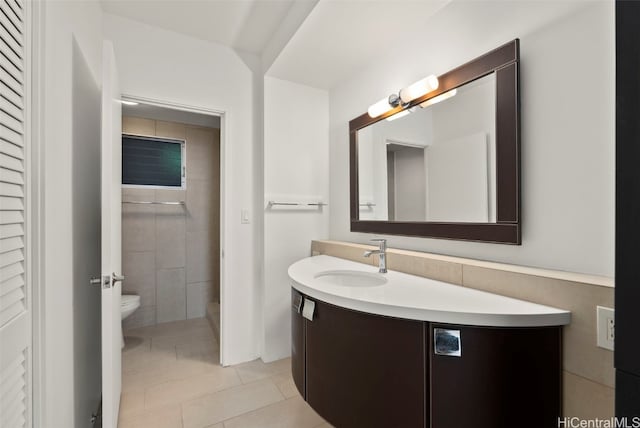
[
  {"x1": 386, "y1": 109, "x2": 411, "y2": 122},
  {"x1": 367, "y1": 74, "x2": 439, "y2": 118},
  {"x1": 367, "y1": 96, "x2": 395, "y2": 118},
  {"x1": 419, "y1": 89, "x2": 457, "y2": 109},
  {"x1": 120, "y1": 100, "x2": 139, "y2": 106},
  {"x1": 399, "y1": 75, "x2": 439, "y2": 104}
]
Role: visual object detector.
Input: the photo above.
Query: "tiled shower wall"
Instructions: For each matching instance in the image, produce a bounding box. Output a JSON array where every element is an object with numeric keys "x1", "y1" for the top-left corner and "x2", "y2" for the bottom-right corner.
[{"x1": 122, "y1": 116, "x2": 220, "y2": 329}]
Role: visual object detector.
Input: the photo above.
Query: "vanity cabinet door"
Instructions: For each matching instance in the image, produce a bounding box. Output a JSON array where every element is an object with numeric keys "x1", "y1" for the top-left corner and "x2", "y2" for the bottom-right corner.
[
  {"x1": 429, "y1": 324, "x2": 562, "y2": 428},
  {"x1": 305, "y1": 299, "x2": 426, "y2": 428},
  {"x1": 291, "y1": 289, "x2": 305, "y2": 398}
]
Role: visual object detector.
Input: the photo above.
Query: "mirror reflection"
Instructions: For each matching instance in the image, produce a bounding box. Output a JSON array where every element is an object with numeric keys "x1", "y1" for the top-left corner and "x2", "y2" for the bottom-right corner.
[{"x1": 357, "y1": 73, "x2": 497, "y2": 223}]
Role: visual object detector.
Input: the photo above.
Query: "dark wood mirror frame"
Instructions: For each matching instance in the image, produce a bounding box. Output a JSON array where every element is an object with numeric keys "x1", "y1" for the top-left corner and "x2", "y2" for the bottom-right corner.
[{"x1": 349, "y1": 39, "x2": 521, "y2": 244}]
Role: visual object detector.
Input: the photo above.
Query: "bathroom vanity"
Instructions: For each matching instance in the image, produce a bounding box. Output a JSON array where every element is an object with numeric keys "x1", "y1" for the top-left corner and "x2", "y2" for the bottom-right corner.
[{"x1": 289, "y1": 255, "x2": 570, "y2": 428}]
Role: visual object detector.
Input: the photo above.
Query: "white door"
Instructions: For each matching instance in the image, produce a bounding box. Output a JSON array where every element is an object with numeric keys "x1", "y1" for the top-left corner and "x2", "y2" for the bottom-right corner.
[
  {"x1": 101, "y1": 40, "x2": 123, "y2": 428},
  {"x1": 0, "y1": 0, "x2": 32, "y2": 426}
]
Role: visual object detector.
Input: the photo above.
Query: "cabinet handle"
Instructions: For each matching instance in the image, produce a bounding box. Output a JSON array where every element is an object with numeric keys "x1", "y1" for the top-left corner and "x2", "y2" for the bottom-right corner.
[
  {"x1": 292, "y1": 294, "x2": 304, "y2": 313},
  {"x1": 302, "y1": 298, "x2": 316, "y2": 321},
  {"x1": 434, "y1": 328, "x2": 462, "y2": 357}
]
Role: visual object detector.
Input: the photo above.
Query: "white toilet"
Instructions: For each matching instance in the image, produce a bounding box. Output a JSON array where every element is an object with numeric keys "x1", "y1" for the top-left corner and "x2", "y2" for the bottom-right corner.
[{"x1": 120, "y1": 294, "x2": 141, "y2": 348}]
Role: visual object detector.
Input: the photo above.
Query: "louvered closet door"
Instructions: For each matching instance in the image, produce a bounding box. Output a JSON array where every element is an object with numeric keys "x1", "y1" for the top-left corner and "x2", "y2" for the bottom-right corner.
[{"x1": 0, "y1": 0, "x2": 31, "y2": 427}]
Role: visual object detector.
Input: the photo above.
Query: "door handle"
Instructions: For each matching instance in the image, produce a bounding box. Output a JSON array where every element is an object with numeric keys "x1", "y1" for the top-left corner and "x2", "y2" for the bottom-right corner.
[
  {"x1": 112, "y1": 273, "x2": 125, "y2": 284},
  {"x1": 90, "y1": 275, "x2": 110, "y2": 288}
]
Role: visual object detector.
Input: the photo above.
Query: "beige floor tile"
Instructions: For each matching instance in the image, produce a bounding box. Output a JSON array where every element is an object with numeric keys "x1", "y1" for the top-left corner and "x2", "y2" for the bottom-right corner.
[
  {"x1": 181, "y1": 379, "x2": 284, "y2": 428},
  {"x1": 222, "y1": 396, "x2": 324, "y2": 428},
  {"x1": 123, "y1": 357, "x2": 219, "y2": 393},
  {"x1": 144, "y1": 365, "x2": 240, "y2": 408},
  {"x1": 123, "y1": 344, "x2": 177, "y2": 372},
  {"x1": 129, "y1": 318, "x2": 210, "y2": 338},
  {"x1": 270, "y1": 372, "x2": 299, "y2": 399},
  {"x1": 234, "y1": 357, "x2": 291, "y2": 384},
  {"x1": 152, "y1": 328, "x2": 214, "y2": 350},
  {"x1": 119, "y1": 390, "x2": 145, "y2": 418},
  {"x1": 176, "y1": 340, "x2": 219, "y2": 364},
  {"x1": 122, "y1": 336, "x2": 151, "y2": 356},
  {"x1": 118, "y1": 403, "x2": 182, "y2": 428}
]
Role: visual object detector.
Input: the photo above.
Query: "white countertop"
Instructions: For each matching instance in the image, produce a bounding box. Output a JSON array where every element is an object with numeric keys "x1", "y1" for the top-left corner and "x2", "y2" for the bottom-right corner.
[{"x1": 288, "y1": 255, "x2": 571, "y2": 327}]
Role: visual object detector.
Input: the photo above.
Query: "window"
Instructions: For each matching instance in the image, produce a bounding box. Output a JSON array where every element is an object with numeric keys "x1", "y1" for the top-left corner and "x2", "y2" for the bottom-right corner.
[{"x1": 122, "y1": 134, "x2": 186, "y2": 188}]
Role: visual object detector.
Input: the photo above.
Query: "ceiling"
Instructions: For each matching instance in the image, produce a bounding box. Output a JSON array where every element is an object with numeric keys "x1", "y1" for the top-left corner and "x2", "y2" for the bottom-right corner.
[
  {"x1": 101, "y1": 0, "x2": 303, "y2": 54},
  {"x1": 265, "y1": 0, "x2": 449, "y2": 89},
  {"x1": 101, "y1": 0, "x2": 449, "y2": 89}
]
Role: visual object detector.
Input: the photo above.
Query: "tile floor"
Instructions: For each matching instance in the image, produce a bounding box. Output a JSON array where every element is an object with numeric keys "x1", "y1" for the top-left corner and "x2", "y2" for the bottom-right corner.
[{"x1": 119, "y1": 317, "x2": 331, "y2": 428}]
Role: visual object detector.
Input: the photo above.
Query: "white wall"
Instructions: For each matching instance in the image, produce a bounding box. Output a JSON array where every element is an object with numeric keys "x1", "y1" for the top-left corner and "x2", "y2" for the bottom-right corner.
[
  {"x1": 103, "y1": 13, "x2": 262, "y2": 365},
  {"x1": 329, "y1": 1, "x2": 614, "y2": 277},
  {"x1": 263, "y1": 76, "x2": 329, "y2": 361},
  {"x1": 42, "y1": 2, "x2": 104, "y2": 426}
]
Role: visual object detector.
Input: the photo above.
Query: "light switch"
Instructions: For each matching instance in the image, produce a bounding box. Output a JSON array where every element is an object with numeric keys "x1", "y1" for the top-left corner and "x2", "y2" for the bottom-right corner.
[{"x1": 241, "y1": 209, "x2": 250, "y2": 224}]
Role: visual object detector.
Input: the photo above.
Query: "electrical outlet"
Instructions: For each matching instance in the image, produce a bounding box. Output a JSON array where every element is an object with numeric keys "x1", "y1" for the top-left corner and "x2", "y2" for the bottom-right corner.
[
  {"x1": 596, "y1": 306, "x2": 614, "y2": 351},
  {"x1": 607, "y1": 317, "x2": 615, "y2": 342}
]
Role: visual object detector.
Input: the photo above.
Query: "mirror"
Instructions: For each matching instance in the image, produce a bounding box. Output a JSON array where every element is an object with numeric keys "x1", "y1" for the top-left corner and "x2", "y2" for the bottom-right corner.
[
  {"x1": 350, "y1": 40, "x2": 521, "y2": 244},
  {"x1": 358, "y1": 73, "x2": 496, "y2": 223}
]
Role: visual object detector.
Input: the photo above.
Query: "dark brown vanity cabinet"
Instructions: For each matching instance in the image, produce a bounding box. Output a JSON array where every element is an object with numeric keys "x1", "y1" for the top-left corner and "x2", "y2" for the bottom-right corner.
[
  {"x1": 291, "y1": 290, "x2": 562, "y2": 428},
  {"x1": 291, "y1": 289, "x2": 306, "y2": 398},
  {"x1": 294, "y1": 291, "x2": 426, "y2": 428},
  {"x1": 430, "y1": 324, "x2": 562, "y2": 428}
]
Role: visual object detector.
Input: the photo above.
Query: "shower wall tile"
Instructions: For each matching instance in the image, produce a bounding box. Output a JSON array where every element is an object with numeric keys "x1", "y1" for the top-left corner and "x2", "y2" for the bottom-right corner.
[
  {"x1": 123, "y1": 116, "x2": 155, "y2": 136},
  {"x1": 122, "y1": 117, "x2": 220, "y2": 327},
  {"x1": 156, "y1": 188, "x2": 186, "y2": 206},
  {"x1": 156, "y1": 213, "x2": 186, "y2": 269},
  {"x1": 186, "y1": 179, "x2": 214, "y2": 232},
  {"x1": 185, "y1": 127, "x2": 218, "y2": 181},
  {"x1": 122, "y1": 189, "x2": 156, "y2": 252},
  {"x1": 123, "y1": 305, "x2": 156, "y2": 330},
  {"x1": 186, "y1": 230, "x2": 215, "y2": 284},
  {"x1": 156, "y1": 120, "x2": 186, "y2": 140},
  {"x1": 156, "y1": 268, "x2": 187, "y2": 323},
  {"x1": 186, "y1": 282, "x2": 213, "y2": 319},
  {"x1": 122, "y1": 251, "x2": 156, "y2": 308}
]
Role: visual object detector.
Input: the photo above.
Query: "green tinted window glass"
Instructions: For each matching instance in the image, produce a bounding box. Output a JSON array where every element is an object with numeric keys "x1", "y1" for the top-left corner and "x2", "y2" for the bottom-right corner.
[{"x1": 122, "y1": 135, "x2": 183, "y2": 187}]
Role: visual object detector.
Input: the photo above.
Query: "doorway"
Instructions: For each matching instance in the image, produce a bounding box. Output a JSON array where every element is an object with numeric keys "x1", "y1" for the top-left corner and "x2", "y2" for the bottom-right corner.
[{"x1": 117, "y1": 98, "x2": 223, "y2": 392}]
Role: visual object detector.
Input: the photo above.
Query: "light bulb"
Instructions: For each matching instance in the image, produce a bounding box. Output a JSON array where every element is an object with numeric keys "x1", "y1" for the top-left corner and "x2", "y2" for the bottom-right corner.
[
  {"x1": 399, "y1": 75, "x2": 439, "y2": 104},
  {"x1": 367, "y1": 97, "x2": 393, "y2": 118},
  {"x1": 419, "y1": 89, "x2": 457, "y2": 109},
  {"x1": 386, "y1": 110, "x2": 410, "y2": 122}
]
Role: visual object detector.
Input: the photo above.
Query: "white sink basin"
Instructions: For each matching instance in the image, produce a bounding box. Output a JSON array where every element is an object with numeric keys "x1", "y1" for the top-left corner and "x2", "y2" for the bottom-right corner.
[{"x1": 314, "y1": 270, "x2": 387, "y2": 287}]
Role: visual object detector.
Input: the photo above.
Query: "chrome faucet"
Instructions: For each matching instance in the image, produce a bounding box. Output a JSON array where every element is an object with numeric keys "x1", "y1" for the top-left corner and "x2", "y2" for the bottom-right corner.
[{"x1": 363, "y1": 239, "x2": 387, "y2": 273}]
